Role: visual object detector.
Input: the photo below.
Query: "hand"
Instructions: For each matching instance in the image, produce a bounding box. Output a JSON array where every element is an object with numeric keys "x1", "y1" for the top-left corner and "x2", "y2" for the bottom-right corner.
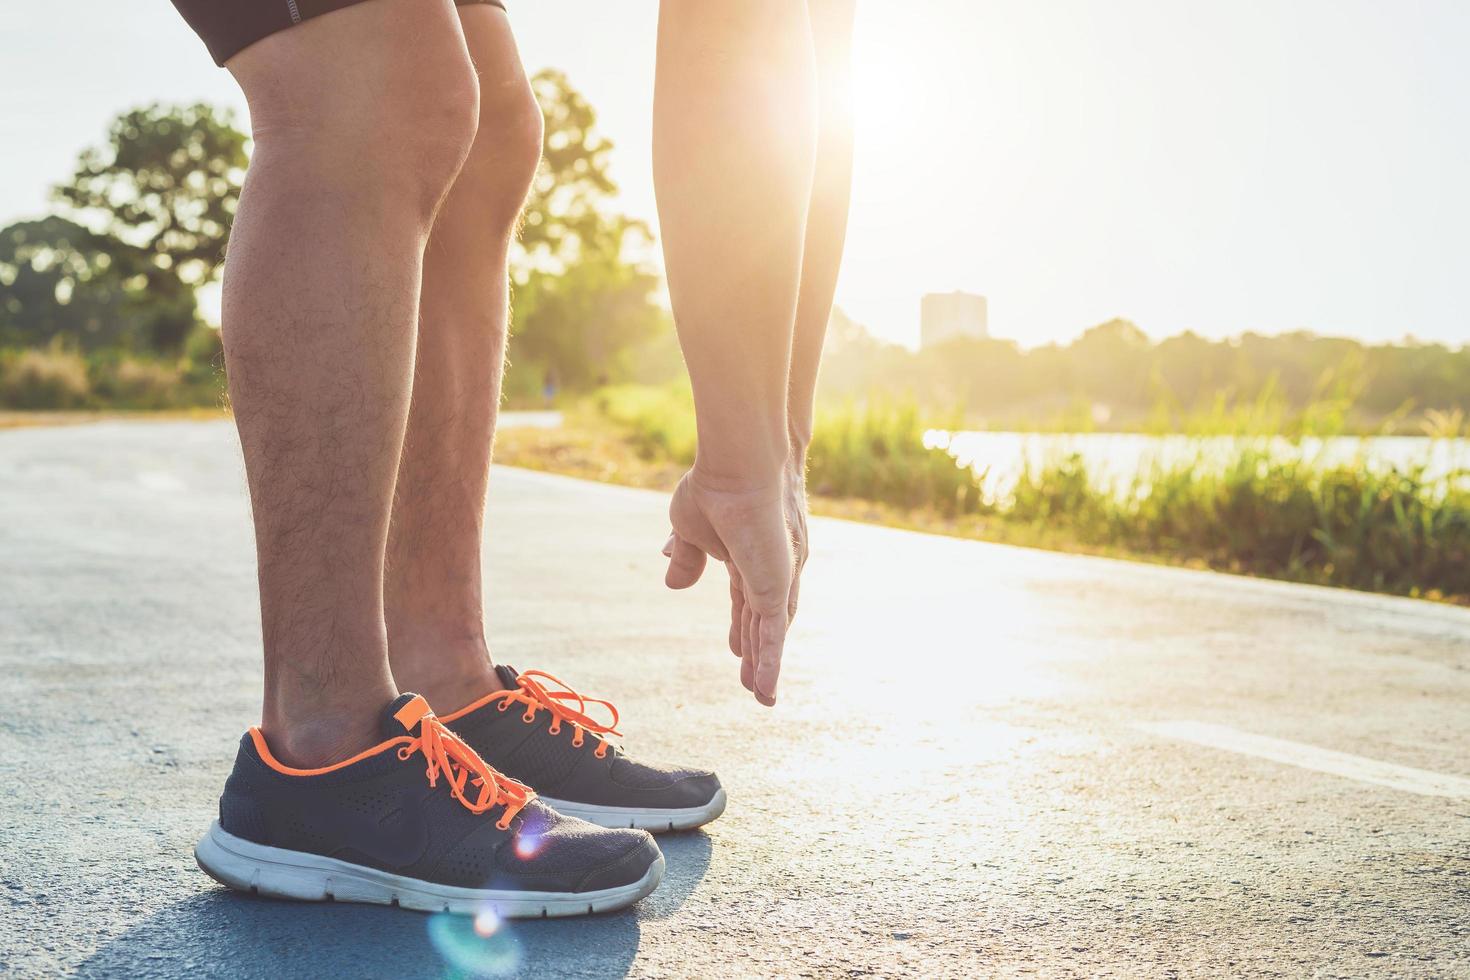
[
  {"x1": 662, "y1": 470, "x2": 795, "y2": 706},
  {"x1": 781, "y1": 454, "x2": 810, "y2": 625},
  {"x1": 723, "y1": 458, "x2": 810, "y2": 692}
]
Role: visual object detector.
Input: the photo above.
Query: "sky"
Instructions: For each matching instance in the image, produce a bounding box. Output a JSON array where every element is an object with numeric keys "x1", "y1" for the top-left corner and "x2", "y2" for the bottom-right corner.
[{"x1": 3, "y1": 0, "x2": 1467, "y2": 349}]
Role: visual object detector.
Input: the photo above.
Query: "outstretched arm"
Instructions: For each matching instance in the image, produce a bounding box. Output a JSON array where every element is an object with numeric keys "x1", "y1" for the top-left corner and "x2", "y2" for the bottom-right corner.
[
  {"x1": 784, "y1": 0, "x2": 857, "y2": 623},
  {"x1": 788, "y1": 0, "x2": 856, "y2": 460},
  {"x1": 653, "y1": 0, "x2": 819, "y2": 705}
]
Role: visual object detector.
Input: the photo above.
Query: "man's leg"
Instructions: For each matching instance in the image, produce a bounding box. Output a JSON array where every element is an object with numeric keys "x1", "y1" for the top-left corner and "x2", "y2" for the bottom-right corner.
[
  {"x1": 221, "y1": 0, "x2": 480, "y2": 767},
  {"x1": 383, "y1": 4, "x2": 543, "y2": 713},
  {"x1": 376, "y1": 9, "x2": 727, "y2": 834}
]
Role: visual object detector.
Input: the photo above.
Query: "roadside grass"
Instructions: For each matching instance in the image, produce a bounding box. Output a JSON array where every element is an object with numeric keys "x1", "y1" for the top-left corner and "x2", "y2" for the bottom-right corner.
[
  {"x1": 808, "y1": 399, "x2": 983, "y2": 516},
  {"x1": 496, "y1": 384, "x2": 1470, "y2": 605},
  {"x1": 1006, "y1": 448, "x2": 1470, "y2": 602},
  {"x1": 0, "y1": 342, "x2": 225, "y2": 413},
  {"x1": 590, "y1": 384, "x2": 697, "y2": 464},
  {"x1": 0, "y1": 407, "x2": 229, "y2": 430}
]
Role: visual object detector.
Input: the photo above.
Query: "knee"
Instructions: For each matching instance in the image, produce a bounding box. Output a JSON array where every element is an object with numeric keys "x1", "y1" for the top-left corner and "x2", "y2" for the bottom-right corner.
[
  {"x1": 378, "y1": 59, "x2": 483, "y2": 221},
  {"x1": 238, "y1": 32, "x2": 481, "y2": 225},
  {"x1": 451, "y1": 76, "x2": 544, "y2": 229}
]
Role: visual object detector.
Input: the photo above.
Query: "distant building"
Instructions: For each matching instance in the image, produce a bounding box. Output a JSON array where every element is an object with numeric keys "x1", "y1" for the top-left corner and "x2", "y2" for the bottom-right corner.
[{"x1": 920, "y1": 291, "x2": 988, "y2": 348}]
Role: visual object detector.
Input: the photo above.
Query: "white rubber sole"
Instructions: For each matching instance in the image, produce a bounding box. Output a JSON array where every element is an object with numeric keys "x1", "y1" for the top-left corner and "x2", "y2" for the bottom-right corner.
[
  {"x1": 194, "y1": 821, "x2": 663, "y2": 918},
  {"x1": 538, "y1": 787, "x2": 727, "y2": 832}
]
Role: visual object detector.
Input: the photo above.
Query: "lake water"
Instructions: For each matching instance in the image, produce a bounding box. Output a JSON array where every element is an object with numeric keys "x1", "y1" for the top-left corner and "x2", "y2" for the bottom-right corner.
[{"x1": 929, "y1": 431, "x2": 1470, "y2": 495}]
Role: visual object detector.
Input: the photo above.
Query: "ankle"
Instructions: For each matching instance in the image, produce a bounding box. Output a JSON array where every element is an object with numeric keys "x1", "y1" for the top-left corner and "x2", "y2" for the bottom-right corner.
[
  {"x1": 389, "y1": 633, "x2": 507, "y2": 715},
  {"x1": 260, "y1": 663, "x2": 398, "y2": 768},
  {"x1": 259, "y1": 701, "x2": 388, "y2": 770},
  {"x1": 409, "y1": 660, "x2": 508, "y2": 717}
]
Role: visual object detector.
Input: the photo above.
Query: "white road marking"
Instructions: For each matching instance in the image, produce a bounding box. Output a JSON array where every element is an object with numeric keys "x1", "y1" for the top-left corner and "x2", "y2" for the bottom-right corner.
[{"x1": 1136, "y1": 721, "x2": 1470, "y2": 799}]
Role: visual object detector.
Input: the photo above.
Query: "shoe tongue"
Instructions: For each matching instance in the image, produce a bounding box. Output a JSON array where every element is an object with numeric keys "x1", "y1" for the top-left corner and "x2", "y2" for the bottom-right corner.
[
  {"x1": 494, "y1": 664, "x2": 520, "y2": 690},
  {"x1": 381, "y1": 693, "x2": 432, "y2": 738}
]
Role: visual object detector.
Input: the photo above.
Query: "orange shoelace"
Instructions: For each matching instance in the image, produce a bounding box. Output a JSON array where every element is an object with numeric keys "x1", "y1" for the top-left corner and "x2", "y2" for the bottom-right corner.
[
  {"x1": 396, "y1": 712, "x2": 535, "y2": 830},
  {"x1": 492, "y1": 670, "x2": 623, "y2": 759}
]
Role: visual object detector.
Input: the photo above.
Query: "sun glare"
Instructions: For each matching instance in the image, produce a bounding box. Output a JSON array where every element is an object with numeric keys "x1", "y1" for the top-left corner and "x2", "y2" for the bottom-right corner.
[{"x1": 848, "y1": 14, "x2": 934, "y2": 196}]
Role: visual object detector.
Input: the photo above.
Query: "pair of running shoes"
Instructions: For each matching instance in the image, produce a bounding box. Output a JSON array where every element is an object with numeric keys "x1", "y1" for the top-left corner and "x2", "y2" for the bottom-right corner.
[{"x1": 195, "y1": 665, "x2": 725, "y2": 917}]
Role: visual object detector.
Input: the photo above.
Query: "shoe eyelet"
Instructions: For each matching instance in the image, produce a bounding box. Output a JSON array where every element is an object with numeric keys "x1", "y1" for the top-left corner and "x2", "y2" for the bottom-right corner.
[
  {"x1": 522, "y1": 712, "x2": 536, "y2": 724},
  {"x1": 396, "y1": 747, "x2": 413, "y2": 761},
  {"x1": 548, "y1": 723, "x2": 561, "y2": 735},
  {"x1": 495, "y1": 819, "x2": 512, "y2": 831},
  {"x1": 497, "y1": 703, "x2": 509, "y2": 713}
]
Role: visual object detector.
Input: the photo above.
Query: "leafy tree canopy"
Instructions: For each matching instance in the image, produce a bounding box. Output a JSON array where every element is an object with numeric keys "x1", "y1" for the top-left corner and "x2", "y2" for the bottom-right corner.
[
  {"x1": 517, "y1": 69, "x2": 651, "y2": 274},
  {"x1": 819, "y1": 314, "x2": 1470, "y2": 434},
  {"x1": 513, "y1": 238, "x2": 670, "y2": 390},
  {"x1": 509, "y1": 70, "x2": 670, "y2": 390},
  {"x1": 53, "y1": 102, "x2": 247, "y2": 289},
  {"x1": 0, "y1": 102, "x2": 243, "y2": 352},
  {"x1": 0, "y1": 215, "x2": 194, "y2": 352}
]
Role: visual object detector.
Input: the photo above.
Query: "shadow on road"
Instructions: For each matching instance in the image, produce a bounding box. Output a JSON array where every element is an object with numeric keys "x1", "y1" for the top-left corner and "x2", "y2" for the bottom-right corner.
[
  {"x1": 75, "y1": 833, "x2": 714, "y2": 978},
  {"x1": 627, "y1": 830, "x2": 713, "y2": 920}
]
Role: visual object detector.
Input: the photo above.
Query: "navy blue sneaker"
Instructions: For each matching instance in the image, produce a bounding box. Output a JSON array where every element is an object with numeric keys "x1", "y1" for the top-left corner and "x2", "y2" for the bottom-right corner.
[
  {"x1": 195, "y1": 694, "x2": 664, "y2": 917},
  {"x1": 439, "y1": 667, "x2": 726, "y2": 833}
]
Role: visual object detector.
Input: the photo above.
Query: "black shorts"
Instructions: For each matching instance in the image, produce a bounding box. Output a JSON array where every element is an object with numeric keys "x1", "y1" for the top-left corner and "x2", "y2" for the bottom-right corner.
[{"x1": 173, "y1": 0, "x2": 507, "y2": 67}]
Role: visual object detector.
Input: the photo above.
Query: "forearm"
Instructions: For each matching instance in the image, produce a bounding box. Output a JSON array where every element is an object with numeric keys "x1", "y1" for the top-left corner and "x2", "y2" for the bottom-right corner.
[
  {"x1": 653, "y1": 0, "x2": 818, "y2": 487},
  {"x1": 788, "y1": 129, "x2": 854, "y2": 460},
  {"x1": 787, "y1": 0, "x2": 856, "y2": 463}
]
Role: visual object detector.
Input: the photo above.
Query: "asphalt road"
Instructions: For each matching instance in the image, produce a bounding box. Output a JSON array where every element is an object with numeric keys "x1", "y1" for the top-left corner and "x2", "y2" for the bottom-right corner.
[{"x1": 2, "y1": 421, "x2": 1468, "y2": 978}]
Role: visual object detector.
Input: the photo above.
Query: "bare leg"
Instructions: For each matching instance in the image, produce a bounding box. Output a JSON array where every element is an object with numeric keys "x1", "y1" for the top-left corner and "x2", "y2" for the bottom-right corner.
[
  {"x1": 222, "y1": 0, "x2": 479, "y2": 767},
  {"x1": 655, "y1": 0, "x2": 819, "y2": 705},
  {"x1": 384, "y1": 5, "x2": 543, "y2": 713}
]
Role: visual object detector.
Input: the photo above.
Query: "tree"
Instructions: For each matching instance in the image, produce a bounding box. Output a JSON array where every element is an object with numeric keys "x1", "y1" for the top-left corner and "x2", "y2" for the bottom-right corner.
[
  {"x1": 513, "y1": 234, "x2": 670, "y2": 389},
  {"x1": 509, "y1": 70, "x2": 671, "y2": 391},
  {"x1": 51, "y1": 103, "x2": 247, "y2": 350},
  {"x1": 517, "y1": 69, "x2": 628, "y2": 272},
  {"x1": 0, "y1": 216, "x2": 171, "y2": 352}
]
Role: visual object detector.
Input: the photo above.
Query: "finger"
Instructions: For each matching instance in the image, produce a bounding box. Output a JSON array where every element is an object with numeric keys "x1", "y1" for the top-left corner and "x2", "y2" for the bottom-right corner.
[
  {"x1": 740, "y1": 602, "x2": 757, "y2": 693},
  {"x1": 728, "y1": 572, "x2": 746, "y2": 657},
  {"x1": 727, "y1": 562, "x2": 745, "y2": 655},
  {"x1": 664, "y1": 534, "x2": 708, "y2": 589},
  {"x1": 741, "y1": 644, "x2": 757, "y2": 694},
  {"x1": 741, "y1": 604, "x2": 757, "y2": 689},
  {"x1": 753, "y1": 609, "x2": 785, "y2": 705},
  {"x1": 661, "y1": 533, "x2": 675, "y2": 558}
]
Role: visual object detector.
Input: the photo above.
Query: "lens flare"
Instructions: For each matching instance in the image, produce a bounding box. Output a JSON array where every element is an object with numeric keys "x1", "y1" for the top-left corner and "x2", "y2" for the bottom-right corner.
[
  {"x1": 427, "y1": 909, "x2": 521, "y2": 977},
  {"x1": 514, "y1": 833, "x2": 542, "y2": 859}
]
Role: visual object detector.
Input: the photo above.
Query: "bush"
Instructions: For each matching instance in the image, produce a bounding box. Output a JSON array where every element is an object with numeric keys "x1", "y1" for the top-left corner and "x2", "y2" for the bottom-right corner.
[
  {"x1": 808, "y1": 401, "x2": 981, "y2": 515},
  {"x1": 0, "y1": 342, "x2": 227, "y2": 411},
  {"x1": 182, "y1": 324, "x2": 224, "y2": 378},
  {"x1": 1006, "y1": 446, "x2": 1470, "y2": 599},
  {"x1": 0, "y1": 344, "x2": 91, "y2": 408},
  {"x1": 592, "y1": 384, "x2": 697, "y2": 464},
  {"x1": 105, "y1": 356, "x2": 186, "y2": 409}
]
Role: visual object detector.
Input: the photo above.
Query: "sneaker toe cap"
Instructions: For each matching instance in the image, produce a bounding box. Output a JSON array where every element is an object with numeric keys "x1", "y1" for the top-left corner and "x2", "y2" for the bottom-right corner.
[
  {"x1": 573, "y1": 829, "x2": 662, "y2": 892},
  {"x1": 608, "y1": 758, "x2": 723, "y2": 809},
  {"x1": 501, "y1": 805, "x2": 662, "y2": 893},
  {"x1": 656, "y1": 770, "x2": 722, "y2": 809}
]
